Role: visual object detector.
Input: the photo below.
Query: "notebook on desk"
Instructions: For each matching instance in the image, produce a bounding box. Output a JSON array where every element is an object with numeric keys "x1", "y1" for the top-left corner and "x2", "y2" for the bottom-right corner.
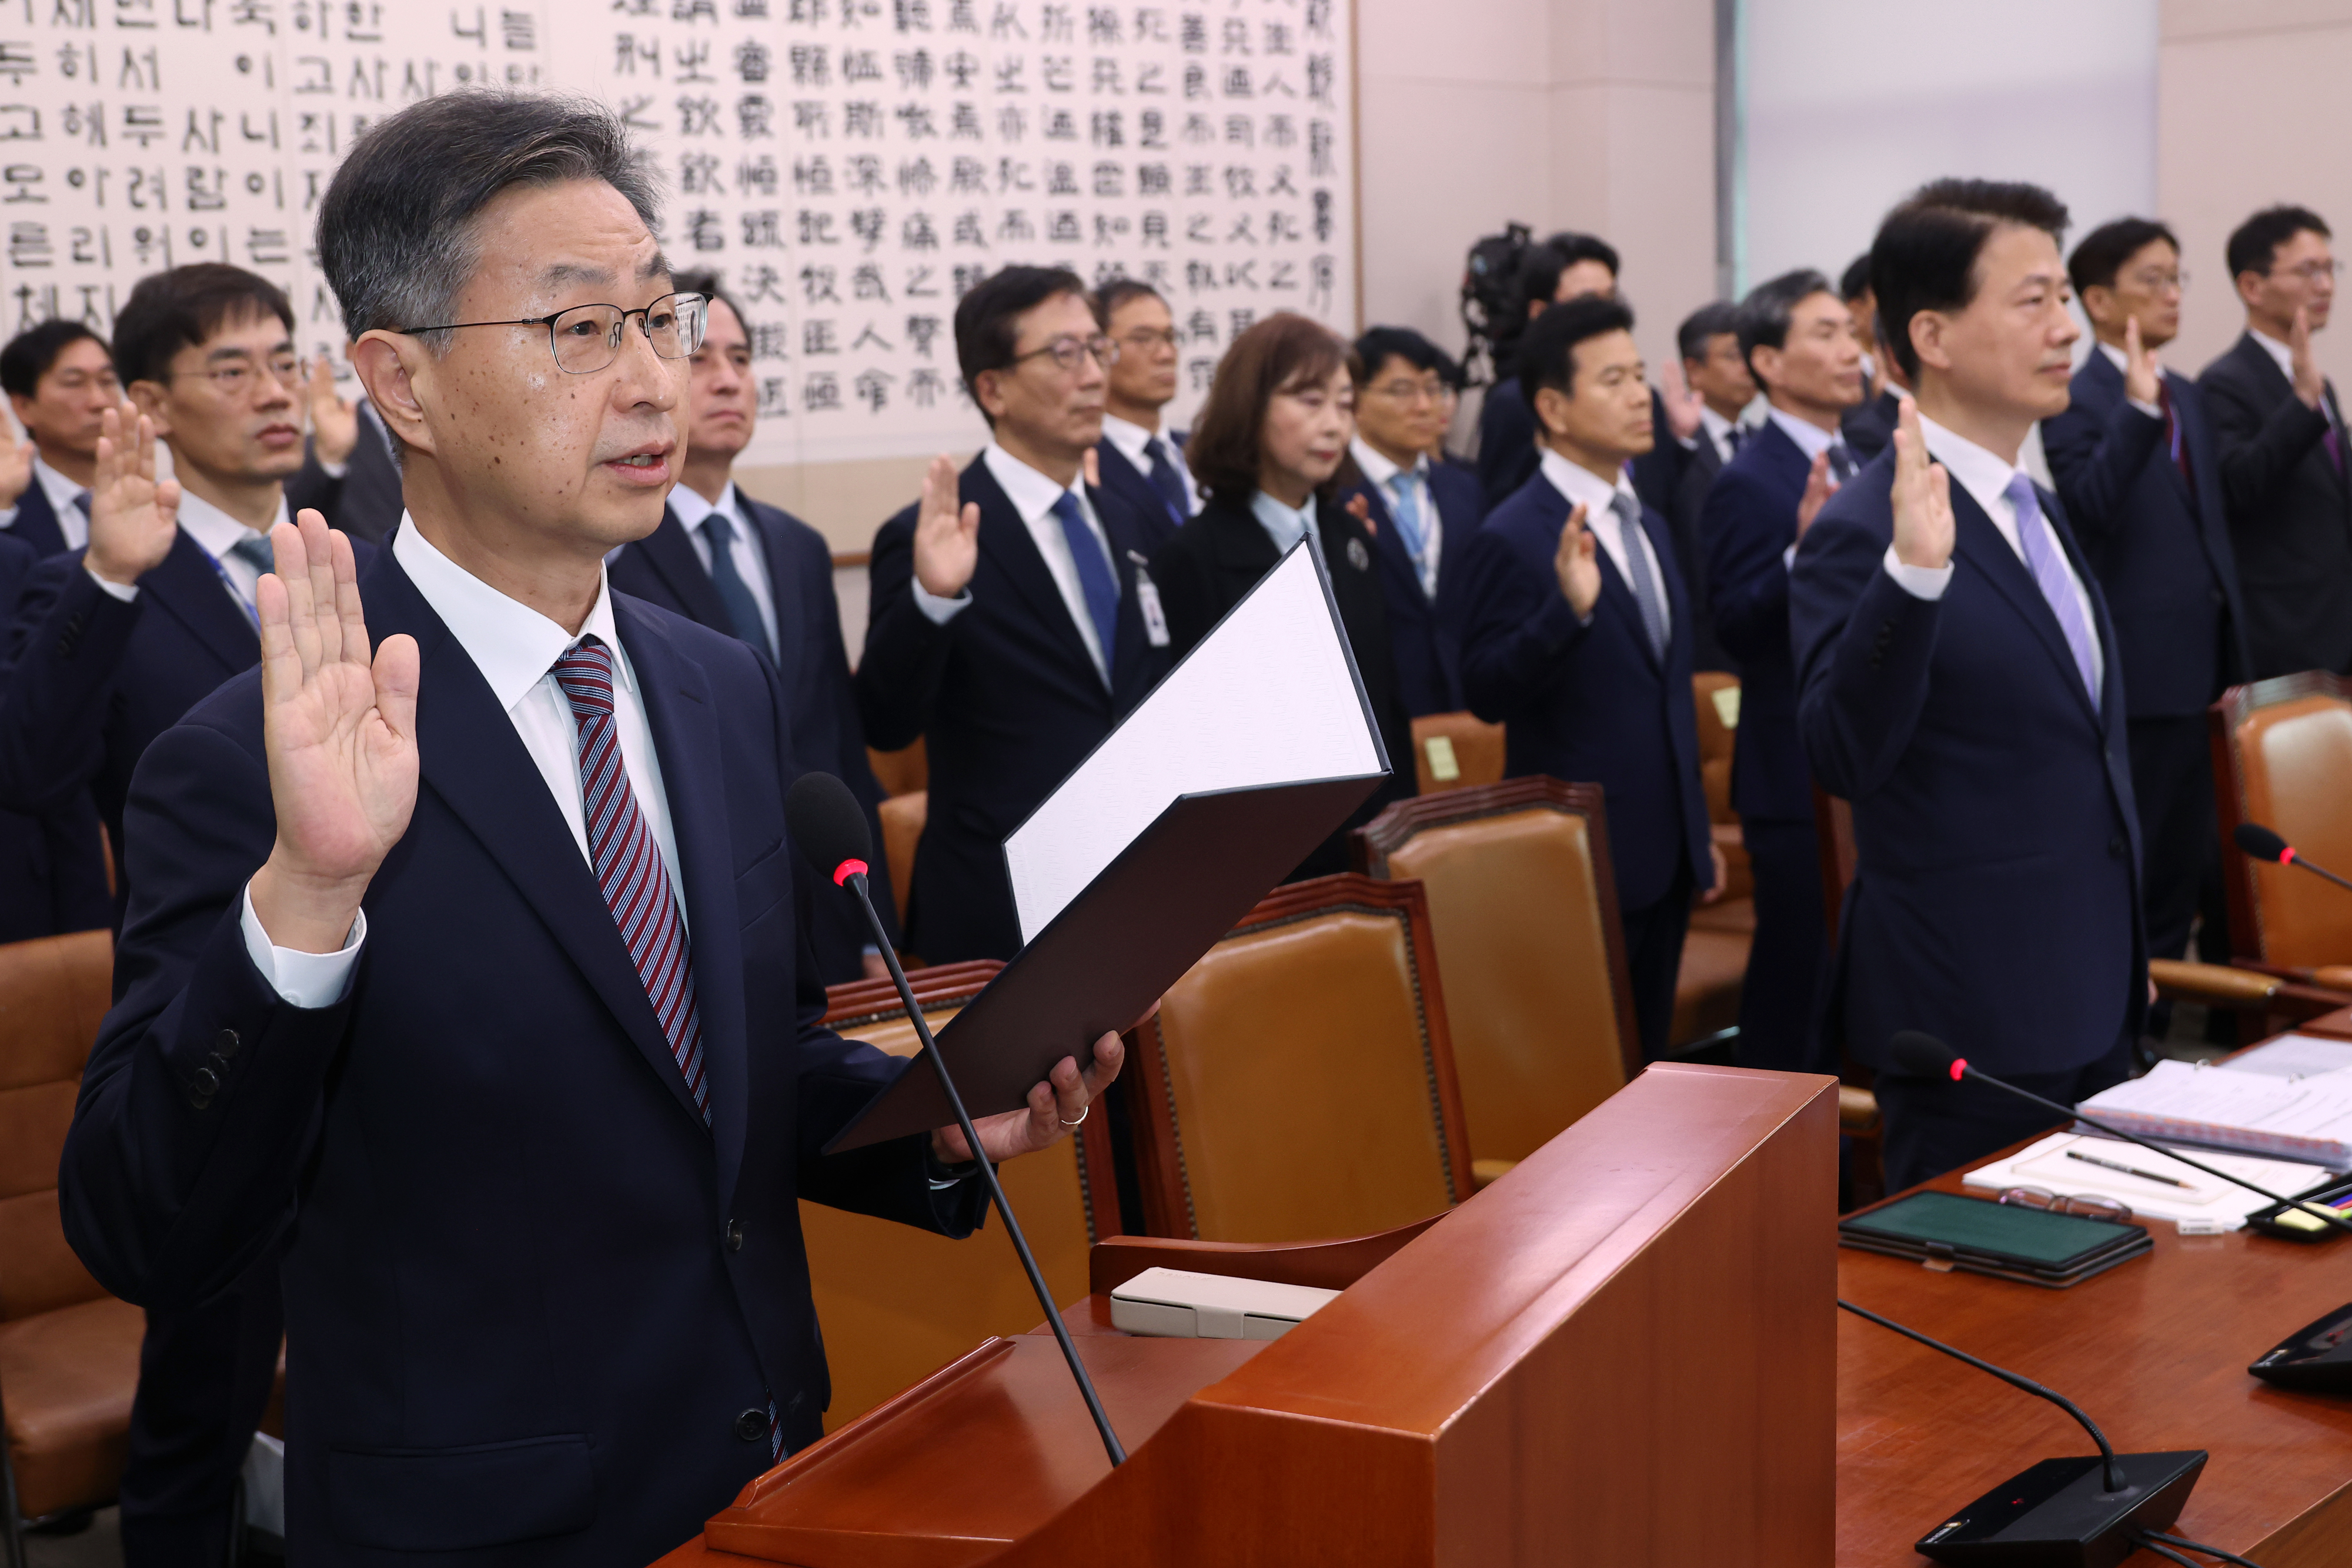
[
  {"x1": 2076, "y1": 1058, "x2": 2352, "y2": 1169},
  {"x1": 1838, "y1": 1191, "x2": 2152, "y2": 1288}
]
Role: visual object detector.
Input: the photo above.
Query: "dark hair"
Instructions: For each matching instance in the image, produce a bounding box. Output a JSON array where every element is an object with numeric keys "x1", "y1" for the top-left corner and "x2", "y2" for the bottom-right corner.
[
  {"x1": 953, "y1": 263, "x2": 1088, "y2": 423},
  {"x1": 1431, "y1": 343, "x2": 1466, "y2": 391},
  {"x1": 1185, "y1": 312, "x2": 1348, "y2": 503},
  {"x1": 1518, "y1": 294, "x2": 1637, "y2": 413},
  {"x1": 1350, "y1": 325, "x2": 1445, "y2": 385},
  {"x1": 318, "y1": 91, "x2": 662, "y2": 353},
  {"x1": 2227, "y1": 205, "x2": 2331, "y2": 282},
  {"x1": 1839, "y1": 253, "x2": 1872, "y2": 304},
  {"x1": 2067, "y1": 218, "x2": 2179, "y2": 297},
  {"x1": 1, "y1": 319, "x2": 107, "y2": 399},
  {"x1": 1091, "y1": 278, "x2": 1165, "y2": 329},
  {"x1": 670, "y1": 267, "x2": 743, "y2": 337},
  {"x1": 1676, "y1": 301, "x2": 1740, "y2": 366},
  {"x1": 1869, "y1": 178, "x2": 2070, "y2": 381},
  {"x1": 1517, "y1": 231, "x2": 1621, "y2": 316},
  {"x1": 111, "y1": 264, "x2": 295, "y2": 387},
  {"x1": 1736, "y1": 269, "x2": 1836, "y2": 390}
]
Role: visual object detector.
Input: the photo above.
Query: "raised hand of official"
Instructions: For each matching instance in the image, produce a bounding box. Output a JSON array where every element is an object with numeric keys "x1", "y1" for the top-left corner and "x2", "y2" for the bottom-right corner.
[
  {"x1": 248, "y1": 510, "x2": 419, "y2": 955},
  {"x1": 303, "y1": 353, "x2": 360, "y2": 469},
  {"x1": 2290, "y1": 306, "x2": 2327, "y2": 412},
  {"x1": 2122, "y1": 316, "x2": 2163, "y2": 408},
  {"x1": 1659, "y1": 356, "x2": 1705, "y2": 443},
  {"x1": 1552, "y1": 500, "x2": 1602, "y2": 619},
  {"x1": 1888, "y1": 396, "x2": 1953, "y2": 571},
  {"x1": 912, "y1": 452, "x2": 980, "y2": 599},
  {"x1": 931, "y1": 1031, "x2": 1125, "y2": 1165},
  {"x1": 84, "y1": 403, "x2": 181, "y2": 587},
  {"x1": 1795, "y1": 450, "x2": 1835, "y2": 539},
  {"x1": 0, "y1": 415, "x2": 32, "y2": 509}
]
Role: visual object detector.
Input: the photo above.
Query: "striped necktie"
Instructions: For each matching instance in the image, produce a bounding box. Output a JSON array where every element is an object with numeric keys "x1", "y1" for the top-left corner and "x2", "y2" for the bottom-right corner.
[
  {"x1": 552, "y1": 636, "x2": 710, "y2": 1125},
  {"x1": 2005, "y1": 474, "x2": 2100, "y2": 703},
  {"x1": 1609, "y1": 492, "x2": 1669, "y2": 661}
]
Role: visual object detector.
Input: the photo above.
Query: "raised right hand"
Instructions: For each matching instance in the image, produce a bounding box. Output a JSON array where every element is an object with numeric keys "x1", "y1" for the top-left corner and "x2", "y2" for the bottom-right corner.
[
  {"x1": 1795, "y1": 450, "x2": 1835, "y2": 539},
  {"x1": 85, "y1": 403, "x2": 181, "y2": 586},
  {"x1": 1889, "y1": 396, "x2": 1954, "y2": 571},
  {"x1": 0, "y1": 415, "x2": 32, "y2": 509},
  {"x1": 1552, "y1": 500, "x2": 1602, "y2": 619},
  {"x1": 247, "y1": 510, "x2": 419, "y2": 955},
  {"x1": 2122, "y1": 316, "x2": 2162, "y2": 408},
  {"x1": 913, "y1": 452, "x2": 980, "y2": 599},
  {"x1": 2291, "y1": 306, "x2": 2327, "y2": 410}
]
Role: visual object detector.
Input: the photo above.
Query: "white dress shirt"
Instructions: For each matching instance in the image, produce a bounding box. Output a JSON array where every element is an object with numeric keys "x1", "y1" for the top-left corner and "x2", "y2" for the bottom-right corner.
[
  {"x1": 242, "y1": 516, "x2": 688, "y2": 1002},
  {"x1": 1767, "y1": 406, "x2": 1839, "y2": 464},
  {"x1": 1349, "y1": 435, "x2": 1440, "y2": 598},
  {"x1": 1537, "y1": 445, "x2": 1669, "y2": 637},
  {"x1": 1698, "y1": 405, "x2": 1743, "y2": 468},
  {"x1": 1248, "y1": 487, "x2": 1318, "y2": 555},
  {"x1": 1101, "y1": 411, "x2": 1200, "y2": 517},
  {"x1": 88, "y1": 487, "x2": 287, "y2": 611},
  {"x1": 2093, "y1": 341, "x2": 2166, "y2": 419},
  {"x1": 0, "y1": 453, "x2": 93, "y2": 549},
  {"x1": 2249, "y1": 327, "x2": 2343, "y2": 427},
  {"x1": 913, "y1": 442, "x2": 1119, "y2": 687},
  {"x1": 1882, "y1": 414, "x2": 2104, "y2": 694},
  {"x1": 669, "y1": 480, "x2": 781, "y2": 656}
]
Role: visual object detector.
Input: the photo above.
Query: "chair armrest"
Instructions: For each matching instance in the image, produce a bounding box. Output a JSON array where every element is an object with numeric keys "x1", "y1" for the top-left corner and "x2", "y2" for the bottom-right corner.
[
  {"x1": 2314, "y1": 965, "x2": 2352, "y2": 992},
  {"x1": 1837, "y1": 1085, "x2": 1879, "y2": 1133},
  {"x1": 1470, "y1": 1158, "x2": 1517, "y2": 1190},
  {"x1": 2148, "y1": 958, "x2": 2280, "y2": 1005}
]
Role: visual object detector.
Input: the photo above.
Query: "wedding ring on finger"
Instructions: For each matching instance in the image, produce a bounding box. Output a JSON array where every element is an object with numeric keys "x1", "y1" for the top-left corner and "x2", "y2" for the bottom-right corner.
[{"x1": 1058, "y1": 1103, "x2": 1089, "y2": 1129}]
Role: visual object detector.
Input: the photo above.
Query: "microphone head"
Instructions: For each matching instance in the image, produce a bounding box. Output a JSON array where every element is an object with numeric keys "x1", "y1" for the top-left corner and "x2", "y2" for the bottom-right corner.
[
  {"x1": 1889, "y1": 1031, "x2": 1963, "y2": 1082},
  {"x1": 784, "y1": 772, "x2": 874, "y2": 887},
  {"x1": 2236, "y1": 823, "x2": 2293, "y2": 864}
]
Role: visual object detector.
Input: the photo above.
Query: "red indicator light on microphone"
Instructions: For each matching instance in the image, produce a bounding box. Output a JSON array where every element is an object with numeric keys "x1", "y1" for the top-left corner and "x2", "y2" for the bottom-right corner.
[
  {"x1": 831, "y1": 858, "x2": 868, "y2": 887},
  {"x1": 2282, "y1": 847, "x2": 2300, "y2": 867},
  {"x1": 1948, "y1": 1058, "x2": 1967, "y2": 1083}
]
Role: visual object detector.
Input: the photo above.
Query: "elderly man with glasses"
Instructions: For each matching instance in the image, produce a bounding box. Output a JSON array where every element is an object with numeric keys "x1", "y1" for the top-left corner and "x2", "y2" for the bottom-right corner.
[
  {"x1": 857, "y1": 263, "x2": 1175, "y2": 963},
  {"x1": 57, "y1": 93, "x2": 1121, "y2": 1567}
]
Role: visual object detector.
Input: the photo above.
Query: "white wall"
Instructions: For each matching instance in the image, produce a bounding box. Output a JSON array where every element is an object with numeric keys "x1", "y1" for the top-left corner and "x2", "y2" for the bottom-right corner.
[{"x1": 1740, "y1": 0, "x2": 2159, "y2": 297}]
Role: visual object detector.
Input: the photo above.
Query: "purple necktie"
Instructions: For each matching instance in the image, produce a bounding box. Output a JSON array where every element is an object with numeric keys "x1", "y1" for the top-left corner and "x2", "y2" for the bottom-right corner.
[{"x1": 2005, "y1": 474, "x2": 2099, "y2": 703}]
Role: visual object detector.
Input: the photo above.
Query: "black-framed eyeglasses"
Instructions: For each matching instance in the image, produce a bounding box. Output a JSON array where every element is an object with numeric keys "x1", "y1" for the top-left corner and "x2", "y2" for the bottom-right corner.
[
  {"x1": 169, "y1": 355, "x2": 302, "y2": 396},
  {"x1": 1998, "y1": 1186, "x2": 2134, "y2": 1222},
  {"x1": 1008, "y1": 333, "x2": 1120, "y2": 373},
  {"x1": 393, "y1": 292, "x2": 709, "y2": 375}
]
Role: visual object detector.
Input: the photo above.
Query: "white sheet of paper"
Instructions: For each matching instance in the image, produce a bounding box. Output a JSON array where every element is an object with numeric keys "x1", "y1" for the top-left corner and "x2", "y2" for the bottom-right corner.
[
  {"x1": 2223, "y1": 1034, "x2": 2352, "y2": 1081},
  {"x1": 2079, "y1": 1058, "x2": 2352, "y2": 1162},
  {"x1": 1003, "y1": 544, "x2": 1384, "y2": 947},
  {"x1": 1962, "y1": 1132, "x2": 2332, "y2": 1229}
]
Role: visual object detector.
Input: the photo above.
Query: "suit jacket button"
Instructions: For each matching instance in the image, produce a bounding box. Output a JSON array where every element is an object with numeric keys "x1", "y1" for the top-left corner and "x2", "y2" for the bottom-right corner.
[
  {"x1": 734, "y1": 1408, "x2": 769, "y2": 1443},
  {"x1": 724, "y1": 1219, "x2": 744, "y2": 1252},
  {"x1": 191, "y1": 1065, "x2": 220, "y2": 1100},
  {"x1": 215, "y1": 1028, "x2": 242, "y2": 1058}
]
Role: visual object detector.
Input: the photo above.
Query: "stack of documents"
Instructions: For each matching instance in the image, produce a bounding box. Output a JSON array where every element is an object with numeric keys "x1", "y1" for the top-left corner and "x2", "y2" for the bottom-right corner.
[
  {"x1": 1963, "y1": 1132, "x2": 2334, "y2": 1232},
  {"x1": 2076, "y1": 1057, "x2": 2352, "y2": 1168}
]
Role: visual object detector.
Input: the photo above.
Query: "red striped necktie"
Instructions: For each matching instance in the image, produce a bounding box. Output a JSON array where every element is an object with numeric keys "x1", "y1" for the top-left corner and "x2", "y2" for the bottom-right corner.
[{"x1": 552, "y1": 636, "x2": 710, "y2": 1125}]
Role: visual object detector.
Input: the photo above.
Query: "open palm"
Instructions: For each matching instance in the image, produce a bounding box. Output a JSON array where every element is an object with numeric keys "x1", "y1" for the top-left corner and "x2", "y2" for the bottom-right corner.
[{"x1": 85, "y1": 404, "x2": 181, "y2": 585}]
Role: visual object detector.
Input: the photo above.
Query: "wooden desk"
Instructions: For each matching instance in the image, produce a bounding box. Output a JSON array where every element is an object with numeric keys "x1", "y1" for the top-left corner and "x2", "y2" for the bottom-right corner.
[
  {"x1": 2292, "y1": 1006, "x2": 2352, "y2": 1039},
  {"x1": 1837, "y1": 1159, "x2": 2352, "y2": 1565}
]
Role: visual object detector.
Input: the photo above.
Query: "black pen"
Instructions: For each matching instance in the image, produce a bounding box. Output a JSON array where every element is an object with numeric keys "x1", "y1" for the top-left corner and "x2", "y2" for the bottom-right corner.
[{"x1": 2066, "y1": 1147, "x2": 2196, "y2": 1190}]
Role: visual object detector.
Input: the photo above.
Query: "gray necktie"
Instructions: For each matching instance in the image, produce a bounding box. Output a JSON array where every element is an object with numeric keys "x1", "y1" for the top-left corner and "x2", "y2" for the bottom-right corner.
[
  {"x1": 1610, "y1": 492, "x2": 1669, "y2": 661},
  {"x1": 227, "y1": 534, "x2": 276, "y2": 577}
]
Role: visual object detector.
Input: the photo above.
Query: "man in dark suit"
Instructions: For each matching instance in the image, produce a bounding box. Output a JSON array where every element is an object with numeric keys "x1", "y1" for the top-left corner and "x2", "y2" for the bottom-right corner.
[
  {"x1": 1667, "y1": 302, "x2": 1755, "y2": 673},
  {"x1": 59, "y1": 94, "x2": 1120, "y2": 1568},
  {"x1": 1339, "y1": 325, "x2": 1487, "y2": 716},
  {"x1": 1453, "y1": 296, "x2": 1722, "y2": 1061},
  {"x1": 1703, "y1": 268, "x2": 1865, "y2": 1075},
  {"x1": 1091, "y1": 279, "x2": 1196, "y2": 551},
  {"x1": 609, "y1": 269, "x2": 895, "y2": 985},
  {"x1": 2046, "y1": 218, "x2": 2250, "y2": 976},
  {"x1": 1475, "y1": 232, "x2": 1698, "y2": 517},
  {"x1": 858, "y1": 266, "x2": 1173, "y2": 962},
  {"x1": 1793, "y1": 179, "x2": 2144, "y2": 1189},
  {"x1": 2199, "y1": 205, "x2": 2350, "y2": 678},
  {"x1": 1838, "y1": 253, "x2": 1903, "y2": 461}
]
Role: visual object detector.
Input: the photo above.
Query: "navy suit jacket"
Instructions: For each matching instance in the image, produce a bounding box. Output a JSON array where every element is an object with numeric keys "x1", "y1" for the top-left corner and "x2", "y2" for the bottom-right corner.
[
  {"x1": 1337, "y1": 457, "x2": 1484, "y2": 716},
  {"x1": 2197, "y1": 332, "x2": 2352, "y2": 677},
  {"x1": 1450, "y1": 469, "x2": 1712, "y2": 912},
  {"x1": 1703, "y1": 418, "x2": 1815, "y2": 821},
  {"x1": 2043, "y1": 354, "x2": 2250, "y2": 716},
  {"x1": 1091, "y1": 431, "x2": 1188, "y2": 553},
  {"x1": 60, "y1": 551, "x2": 983, "y2": 1564},
  {"x1": 0, "y1": 530, "x2": 109, "y2": 940},
  {"x1": 1790, "y1": 453, "x2": 2146, "y2": 1077},
  {"x1": 4, "y1": 474, "x2": 73, "y2": 559},
  {"x1": 1476, "y1": 379, "x2": 1686, "y2": 519},
  {"x1": 1841, "y1": 389, "x2": 1900, "y2": 462},
  {"x1": 857, "y1": 458, "x2": 1172, "y2": 962},
  {"x1": 610, "y1": 496, "x2": 899, "y2": 978}
]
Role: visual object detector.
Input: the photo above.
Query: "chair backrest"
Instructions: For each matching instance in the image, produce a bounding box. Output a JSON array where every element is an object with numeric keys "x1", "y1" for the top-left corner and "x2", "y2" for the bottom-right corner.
[
  {"x1": 2213, "y1": 673, "x2": 2352, "y2": 969},
  {"x1": 1408, "y1": 711, "x2": 1505, "y2": 795},
  {"x1": 876, "y1": 791, "x2": 926, "y2": 930},
  {"x1": 800, "y1": 960, "x2": 1116, "y2": 1429},
  {"x1": 1352, "y1": 778, "x2": 1640, "y2": 1168},
  {"x1": 0, "y1": 931, "x2": 113, "y2": 1324},
  {"x1": 1812, "y1": 785, "x2": 1857, "y2": 944},
  {"x1": 1121, "y1": 874, "x2": 1472, "y2": 1241},
  {"x1": 866, "y1": 737, "x2": 927, "y2": 798},
  {"x1": 1692, "y1": 672, "x2": 1738, "y2": 821}
]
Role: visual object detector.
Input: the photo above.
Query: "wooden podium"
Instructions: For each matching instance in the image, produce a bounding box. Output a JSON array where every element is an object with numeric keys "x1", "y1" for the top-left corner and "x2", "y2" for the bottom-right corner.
[{"x1": 656, "y1": 1064, "x2": 1836, "y2": 1566}]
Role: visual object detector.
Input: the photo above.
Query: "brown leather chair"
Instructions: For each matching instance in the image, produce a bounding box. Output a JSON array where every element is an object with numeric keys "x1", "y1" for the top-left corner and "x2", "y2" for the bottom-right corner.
[
  {"x1": 1354, "y1": 779, "x2": 1638, "y2": 1190},
  {"x1": 0, "y1": 931, "x2": 140, "y2": 1553},
  {"x1": 2213, "y1": 673, "x2": 2352, "y2": 982},
  {"x1": 876, "y1": 792, "x2": 926, "y2": 931},
  {"x1": 1408, "y1": 711, "x2": 1504, "y2": 795},
  {"x1": 866, "y1": 737, "x2": 927, "y2": 799},
  {"x1": 800, "y1": 961, "x2": 1118, "y2": 1432},
  {"x1": 1121, "y1": 874, "x2": 1474, "y2": 1239},
  {"x1": 1690, "y1": 671, "x2": 1752, "y2": 901}
]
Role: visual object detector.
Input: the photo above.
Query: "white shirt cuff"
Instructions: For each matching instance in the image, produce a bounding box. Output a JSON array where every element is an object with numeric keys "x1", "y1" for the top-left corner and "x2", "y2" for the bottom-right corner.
[
  {"x1": 85, "y1": 563, "x2": 139, "y2": 601},
  {"x1": 1881, "y1": 543, "x2": 1953, "y2": 601},
  {"x1": 240, "y1": 880, "x2": 365, "y2": 1008},
  {"x1": 0, "y1": 505, "x2": 16, "y2": 528},
  {"x1": 2126, "y1": 396, "x2": 2163, "y2": 419},
  {"x1": 1782, "y1": 542, "x2": 1798, "y2": 572},
  {"x1": 913, "y1": 579, "x2": 973, "y2": 625},
  {"x1": 317, "y1": 457, "x2": 349, "y2": 479}
]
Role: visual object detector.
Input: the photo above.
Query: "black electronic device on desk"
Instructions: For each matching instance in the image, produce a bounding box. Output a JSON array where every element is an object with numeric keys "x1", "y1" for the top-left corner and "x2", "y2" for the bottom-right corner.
[
  {"x1": 2250, "y1": 1302, "x2": 2352, "y2": 1393},
  {"x1": 2246, "y1": 1175, "x2": 2352, "y2": 1242},
  {"x1": 1839, "y1": 1191, "x2": 2152, "y2": 1288}
]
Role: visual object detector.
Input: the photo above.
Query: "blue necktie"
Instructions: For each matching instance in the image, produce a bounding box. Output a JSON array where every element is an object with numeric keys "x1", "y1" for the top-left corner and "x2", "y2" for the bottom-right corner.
[
  {"x1": 1142, "y1": 435, "x2": 1188, "y2": 524},
  {"x1": 1827, "y1": 439, "x2": 1857, "y2": 484},
  {"x1": 1385, "y1": 473, "x2": 1434, "y2": 599},
  {"x1": 72, "y1": 489, "x2": 92, "y2": 520},
  {"x1": 1610, "y1": 492, "x2": 1669, "y2": 661},
  {"x1": 2006, "y1": 474, "x2": 2099, "y2": 702},
  {"x1": 700, "y1": 510, "x2": 776, "y2": 663},
  {"x1": 1051, "y1": 490, "x2": 1120, "y2": 683}
]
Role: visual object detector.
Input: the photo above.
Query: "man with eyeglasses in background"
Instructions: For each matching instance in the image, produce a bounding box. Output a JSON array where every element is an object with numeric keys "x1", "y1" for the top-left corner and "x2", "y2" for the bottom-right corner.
[
  {"x1": 858, "y1": 265, "x2": 1173, "y2": 963},
  {"x1": 1342, "y1": 325, "x2": 1486, "y2": 716},
  {"x1": 2200, "y1": 205, "x2": 2352, "y2": 677},
  {"x1": 1090, "y1": 278, "x2": 1197, "y2": 550}
]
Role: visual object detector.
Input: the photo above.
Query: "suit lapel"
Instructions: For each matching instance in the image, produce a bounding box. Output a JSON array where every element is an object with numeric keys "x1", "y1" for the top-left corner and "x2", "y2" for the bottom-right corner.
[
  {"x1": 966, "y1": 458, "x2": 1098, "y2": 682},
  {"x1": 637, "y1": 507, "x2": 735, "y2": 633},
  {"x1": 1353, "y1": 478, "x2": 1426, "y2": 615},
  {"x1": 1090, "y1": 483, "x2": 1152, "y2": 688},
  {"x1": 617, "y1": 597, "x2": 750, "y2": 1208},
  {"x1": 743, "y1": 499, "x2": 807, "y2": 701},
  {"x1": 1097, "y1": 438, "x2": 1179, "y2": 531},
  {"x1": 1949, "y1": 484, "x2": 2102, "y2": 726},
  {"x1": 10, "y1": 483, "x2": 66, "y2": 559},
  {"x1": 1202, "y1": 496, "x2": 1281, "y2": 601},
  {"x1": 143, "y1": 529, "x2": 260, "y2": 674}
]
